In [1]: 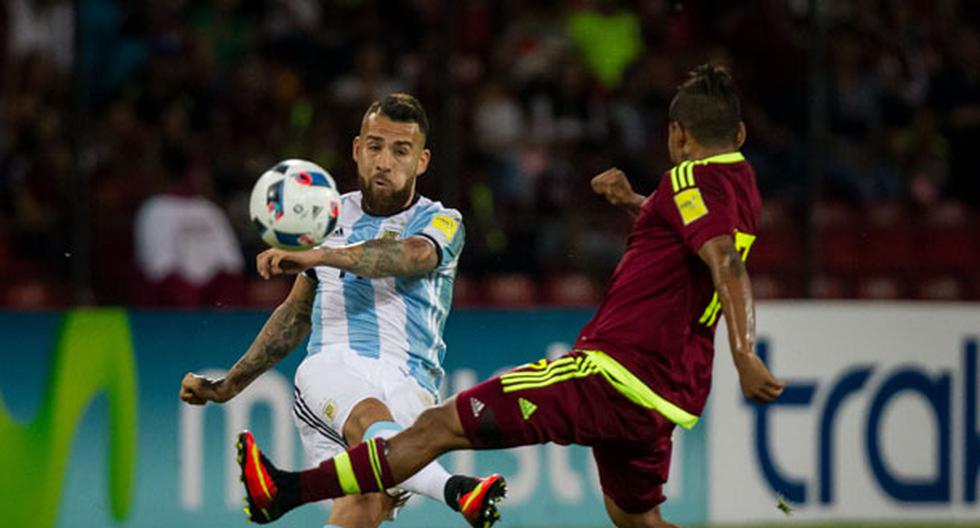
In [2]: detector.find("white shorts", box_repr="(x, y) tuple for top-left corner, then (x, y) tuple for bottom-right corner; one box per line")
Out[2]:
(292, 351), (438, 465)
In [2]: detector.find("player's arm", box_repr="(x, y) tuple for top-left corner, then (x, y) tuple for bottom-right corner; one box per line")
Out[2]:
(591, 167), (646, 218)
(698, 235), (784, 403)
(256, 237), (438, 279)
(179, 274), (315, 404)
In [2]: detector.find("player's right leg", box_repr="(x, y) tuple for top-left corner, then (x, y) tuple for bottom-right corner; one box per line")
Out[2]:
(601, 496), (679, 528)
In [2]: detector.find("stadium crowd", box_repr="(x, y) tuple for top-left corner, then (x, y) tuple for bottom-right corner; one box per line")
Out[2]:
(1, 0), (978, 308)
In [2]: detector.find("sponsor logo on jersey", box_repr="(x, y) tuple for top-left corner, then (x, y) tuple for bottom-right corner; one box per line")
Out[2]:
(431, 215), (459, 240)
(519, 398), (538, 420)
(674, 188), (709, 225)
(470, 397), (486, 418)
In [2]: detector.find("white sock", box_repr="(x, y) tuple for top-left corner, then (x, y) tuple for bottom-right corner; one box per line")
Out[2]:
(363, 420), (452, 504)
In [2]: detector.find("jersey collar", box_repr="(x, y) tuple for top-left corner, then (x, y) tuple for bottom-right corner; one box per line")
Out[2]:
(694, 151), (744, 165)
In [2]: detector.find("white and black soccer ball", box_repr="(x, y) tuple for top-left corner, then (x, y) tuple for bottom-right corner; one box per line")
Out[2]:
(249, 159), (342, 250)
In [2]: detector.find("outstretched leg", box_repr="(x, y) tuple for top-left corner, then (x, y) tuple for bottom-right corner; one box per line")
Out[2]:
(239, 398), (505, 526)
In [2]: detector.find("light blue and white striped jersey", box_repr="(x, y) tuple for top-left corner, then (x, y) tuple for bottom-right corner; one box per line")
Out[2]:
(305, 191), (464, 395)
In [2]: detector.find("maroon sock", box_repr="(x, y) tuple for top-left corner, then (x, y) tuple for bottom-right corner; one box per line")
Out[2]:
(298, 438), (395, 503)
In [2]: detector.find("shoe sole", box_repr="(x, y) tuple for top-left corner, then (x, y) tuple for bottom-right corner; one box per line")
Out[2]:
(463, 475), (507, 528)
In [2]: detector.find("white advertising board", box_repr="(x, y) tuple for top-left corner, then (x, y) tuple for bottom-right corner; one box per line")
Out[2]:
(710, 303), (980, 523)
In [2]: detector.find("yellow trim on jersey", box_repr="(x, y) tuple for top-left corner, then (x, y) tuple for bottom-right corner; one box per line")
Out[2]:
(500, 357), (578, 384)
(699, 293), (723, 326)
(366, 439), (385, 491)
(500, 356), (600, 392)
(668, 151), (745, 194)
(499, 350), (700, 430)
(582, 350), (700, 429)
(698, 151), (745, 164)
(670, 161), (696, 192)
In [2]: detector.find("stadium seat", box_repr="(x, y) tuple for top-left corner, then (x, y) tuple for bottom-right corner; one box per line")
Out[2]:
(750, 202), (802, 274)
(452, 275), (480, 307)
(855, 274), (905, 300)
(858, 202), (914, 273)
(246, 276), (292, 309)
(810, 274), (853, 299)
(912, 275), (965, 301)
(752, 273), (805, 299)
(542, 273), (602, 306)
(482, 274), (538, 306)
(815, 202), (862, 274)
(3, 278), (58, 310)
(917, 202), (978, 274)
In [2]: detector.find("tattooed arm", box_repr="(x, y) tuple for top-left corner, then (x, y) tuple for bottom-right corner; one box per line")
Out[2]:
(179, 274), (315, 405)
(256, 236), (439, 279)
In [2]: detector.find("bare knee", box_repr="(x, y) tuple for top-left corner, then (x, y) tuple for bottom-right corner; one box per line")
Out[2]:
(344, 397), (394, 444)
(328, 493), (392, 528)
(604, 496), (678, 528)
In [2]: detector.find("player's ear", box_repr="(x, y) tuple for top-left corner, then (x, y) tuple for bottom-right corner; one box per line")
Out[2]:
(735, 122), (746, 150)
(416, 148), (431, 176)
(352, 136), (360, 161)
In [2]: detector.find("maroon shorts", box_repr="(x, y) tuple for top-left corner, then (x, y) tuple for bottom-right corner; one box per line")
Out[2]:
(454, 350), (676, 513)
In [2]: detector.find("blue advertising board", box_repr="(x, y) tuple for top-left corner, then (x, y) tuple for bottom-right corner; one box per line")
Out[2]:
(0, 309), (707, 528)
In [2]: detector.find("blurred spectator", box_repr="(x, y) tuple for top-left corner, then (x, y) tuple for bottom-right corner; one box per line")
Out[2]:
(8, 0), (73, 71)
(1, 0), (979, 306)
(566, 0), (644, 89)
(133, 148), (244, 308)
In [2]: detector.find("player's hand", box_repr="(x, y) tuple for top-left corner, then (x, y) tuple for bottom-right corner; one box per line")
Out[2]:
(256, 248), (322, 279)
(591, 168), (640, 207)
(734, 353), (785, 403)
(179, 372), (235, 405)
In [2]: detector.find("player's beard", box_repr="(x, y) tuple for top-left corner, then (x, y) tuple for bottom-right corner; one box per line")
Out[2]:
(360, 177), (415, 216)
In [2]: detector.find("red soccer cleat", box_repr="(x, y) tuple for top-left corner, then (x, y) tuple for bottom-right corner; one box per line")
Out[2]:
(457, 473), (507, 528)
(237, 431), (296, 524)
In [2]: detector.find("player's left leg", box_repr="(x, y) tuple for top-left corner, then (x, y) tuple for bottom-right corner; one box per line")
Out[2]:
(591, 409), (679, 528)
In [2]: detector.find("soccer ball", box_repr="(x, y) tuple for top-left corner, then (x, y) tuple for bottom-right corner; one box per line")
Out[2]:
(249, 159), (342, 250)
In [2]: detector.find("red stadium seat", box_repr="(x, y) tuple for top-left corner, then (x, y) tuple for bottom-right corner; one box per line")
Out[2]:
(245, 276), (292, 309)
(751, 202), (803, 274)
(811, 274), (853, 299)
(452, 275), (480, 307)
(815, 202), (862, 274)
(916, 202), (978, 274)
(483, 274), (538, 307)
(858, 202), (914, 273)
(751, 273), (805, 299)
(912, 275), (965, 301)
(542, 273), (602, 306)
(855, 274), (905, 300)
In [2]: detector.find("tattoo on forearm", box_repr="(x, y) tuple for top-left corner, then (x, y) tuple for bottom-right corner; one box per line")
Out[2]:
(724, 246), (747, 278)
(351, 239), (406, 276)
(230, 300), (311, 390)
(342, 238), (434, 278)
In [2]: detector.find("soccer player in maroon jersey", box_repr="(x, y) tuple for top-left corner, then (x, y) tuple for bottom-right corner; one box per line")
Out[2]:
(235, 64), (785, 528)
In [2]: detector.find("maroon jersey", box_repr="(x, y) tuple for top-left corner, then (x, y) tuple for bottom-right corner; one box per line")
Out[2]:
(575, 152), (761, 420)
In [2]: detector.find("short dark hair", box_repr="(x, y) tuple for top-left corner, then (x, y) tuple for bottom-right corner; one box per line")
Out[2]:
(668, 64), (742, 147)
(364, 93), (430, 138)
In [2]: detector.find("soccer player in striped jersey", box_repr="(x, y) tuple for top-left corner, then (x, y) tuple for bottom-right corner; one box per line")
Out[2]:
(234, 65), (784, 527)
(179, 94), (503, 528)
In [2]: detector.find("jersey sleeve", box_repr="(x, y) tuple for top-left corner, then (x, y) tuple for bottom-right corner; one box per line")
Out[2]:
(656, 162), (737, 254)
(403, 203), (465, 268)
